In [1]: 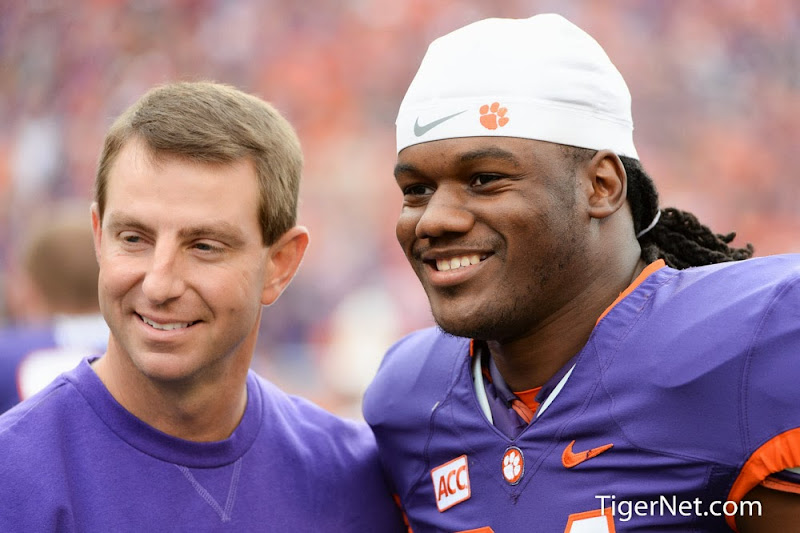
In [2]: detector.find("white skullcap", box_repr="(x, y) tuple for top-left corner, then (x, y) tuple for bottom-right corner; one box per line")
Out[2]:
(396, 14), (638, 159)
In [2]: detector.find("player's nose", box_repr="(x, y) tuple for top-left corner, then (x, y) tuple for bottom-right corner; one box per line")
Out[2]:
(415, 188), (474, 239)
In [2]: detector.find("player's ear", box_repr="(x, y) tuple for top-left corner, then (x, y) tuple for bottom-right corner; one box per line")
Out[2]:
(90, 203), (102, 264)
(584, 150), (627, 220)
(261, 226), (309, 306)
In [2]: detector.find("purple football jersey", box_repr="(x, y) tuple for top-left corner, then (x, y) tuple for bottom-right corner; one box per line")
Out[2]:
(364, 255), (800, 532)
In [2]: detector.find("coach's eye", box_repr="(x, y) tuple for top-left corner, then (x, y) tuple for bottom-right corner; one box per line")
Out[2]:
(192, 241), (224, 255)
(120, 232), (142, 244)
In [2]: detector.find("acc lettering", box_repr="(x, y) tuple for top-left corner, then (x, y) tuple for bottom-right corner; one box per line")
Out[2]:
(446, 465), (468, 494)
(438, 477), (448, 500)
(431, 455), (471, 512)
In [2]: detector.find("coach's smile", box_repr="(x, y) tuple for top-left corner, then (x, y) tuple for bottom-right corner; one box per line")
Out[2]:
(137, 313), (200, 332)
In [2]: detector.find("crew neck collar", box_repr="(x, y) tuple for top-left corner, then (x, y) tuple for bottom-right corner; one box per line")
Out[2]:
(68, 358), (263, 468)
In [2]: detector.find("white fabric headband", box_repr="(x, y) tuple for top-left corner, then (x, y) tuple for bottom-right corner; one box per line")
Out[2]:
(396, 14), (638, 160)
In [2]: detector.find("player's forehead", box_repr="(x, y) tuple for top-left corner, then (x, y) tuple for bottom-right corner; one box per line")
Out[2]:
(394, 136), (562, 177)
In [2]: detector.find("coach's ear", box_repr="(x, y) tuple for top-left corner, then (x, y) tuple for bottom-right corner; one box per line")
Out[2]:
(584, 150), (627, 220)
(261, 226), (309, 306)
(90, 203), (102, 264)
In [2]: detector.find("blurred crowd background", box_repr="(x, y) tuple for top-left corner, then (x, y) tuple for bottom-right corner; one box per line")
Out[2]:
(1, 0), (798, 418)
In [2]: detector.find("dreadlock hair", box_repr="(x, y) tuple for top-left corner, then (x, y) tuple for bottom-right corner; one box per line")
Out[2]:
(562, 146), (754, 269)
(621, 156), (754, 269)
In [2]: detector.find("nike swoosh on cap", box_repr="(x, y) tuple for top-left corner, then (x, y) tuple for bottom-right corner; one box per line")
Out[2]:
(413, 110), (466, 137)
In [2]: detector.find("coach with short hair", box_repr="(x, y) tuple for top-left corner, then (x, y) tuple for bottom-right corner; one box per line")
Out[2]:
(0, 81), (406, 532)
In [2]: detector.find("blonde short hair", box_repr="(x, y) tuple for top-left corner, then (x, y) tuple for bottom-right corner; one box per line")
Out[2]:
(95, 81), (302, 245)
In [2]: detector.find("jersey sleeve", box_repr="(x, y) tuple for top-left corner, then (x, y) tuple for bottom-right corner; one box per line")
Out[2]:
(727, 275), (800, 510)
(761, 468), (800, 495)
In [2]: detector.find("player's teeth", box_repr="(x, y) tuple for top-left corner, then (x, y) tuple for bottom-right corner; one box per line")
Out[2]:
(436, 255), (484, 271)
(142, 316), (191, 331)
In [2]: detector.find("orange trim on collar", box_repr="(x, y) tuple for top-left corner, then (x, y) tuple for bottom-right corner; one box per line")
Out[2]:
(513, 386), (542, 413)
(595, 259), (666, 325)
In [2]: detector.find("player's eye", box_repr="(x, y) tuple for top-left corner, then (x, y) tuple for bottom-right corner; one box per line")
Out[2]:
(402, 184), (435, 196)
(471, 173), (503, 187)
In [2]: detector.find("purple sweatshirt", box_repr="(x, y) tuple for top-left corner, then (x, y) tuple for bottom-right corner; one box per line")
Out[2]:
(0, 359), (405, 532)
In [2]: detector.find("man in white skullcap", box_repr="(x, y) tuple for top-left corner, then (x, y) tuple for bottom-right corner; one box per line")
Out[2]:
(364, 13), (800, 532)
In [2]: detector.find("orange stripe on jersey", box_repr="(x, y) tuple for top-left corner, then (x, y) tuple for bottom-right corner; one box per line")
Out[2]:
(726, 427), (800, 530)
(761, 475), (800, 495)
(596, 259), (666, 325)
(392, 493), (414, 533)
(456, 528), (494, 533)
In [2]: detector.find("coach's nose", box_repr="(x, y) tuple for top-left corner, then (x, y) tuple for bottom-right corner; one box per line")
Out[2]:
(141, 241), (187, 304)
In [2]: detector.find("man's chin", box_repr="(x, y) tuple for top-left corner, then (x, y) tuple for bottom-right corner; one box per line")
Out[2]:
(432, 308), (520, 343)
(132, 352), (202, 384)
(433, 315), (488, 341)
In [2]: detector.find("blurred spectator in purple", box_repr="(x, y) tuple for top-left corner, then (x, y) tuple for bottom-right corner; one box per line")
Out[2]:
(0, 202), (107, 413)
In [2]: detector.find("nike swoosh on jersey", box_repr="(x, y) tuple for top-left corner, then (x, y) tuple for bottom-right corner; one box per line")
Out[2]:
(413, 110), (467, 136)
(561, 440), (614, 468)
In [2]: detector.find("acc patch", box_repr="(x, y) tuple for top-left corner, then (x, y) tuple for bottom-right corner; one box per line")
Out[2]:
(431, 455), (471, 511)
